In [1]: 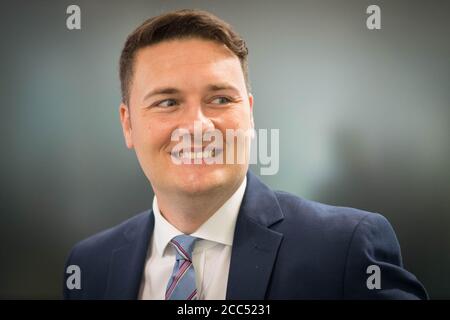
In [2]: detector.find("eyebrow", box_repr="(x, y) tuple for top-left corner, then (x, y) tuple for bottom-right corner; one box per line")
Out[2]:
(143, 83), (240, 101)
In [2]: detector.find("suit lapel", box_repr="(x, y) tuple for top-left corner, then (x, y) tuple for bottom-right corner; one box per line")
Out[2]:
(104, 211), (154, 299)
(226, 171), (284, 299)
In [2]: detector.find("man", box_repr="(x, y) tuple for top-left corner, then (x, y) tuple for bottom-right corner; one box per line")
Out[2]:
(63, 9), (427, 299)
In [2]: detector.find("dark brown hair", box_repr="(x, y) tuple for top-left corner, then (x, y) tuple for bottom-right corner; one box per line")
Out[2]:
(119, 9), (250, 105)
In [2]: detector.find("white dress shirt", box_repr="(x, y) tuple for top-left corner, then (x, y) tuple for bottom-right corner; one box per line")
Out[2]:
(138, 177), (247, 300)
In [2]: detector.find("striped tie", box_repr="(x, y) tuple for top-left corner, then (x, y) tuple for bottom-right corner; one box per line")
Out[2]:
(165, 234), (198, 300)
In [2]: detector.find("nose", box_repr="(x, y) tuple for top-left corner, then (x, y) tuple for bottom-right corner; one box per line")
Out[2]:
(177, 103), (215, 140)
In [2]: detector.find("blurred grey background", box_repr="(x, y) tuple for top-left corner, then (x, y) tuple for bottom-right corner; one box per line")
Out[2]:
(0, 0), (449, 298)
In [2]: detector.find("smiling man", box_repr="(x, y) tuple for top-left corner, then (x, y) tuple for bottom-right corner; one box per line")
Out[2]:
(121, 36), (253, 236)
(63, 9), (427, 300)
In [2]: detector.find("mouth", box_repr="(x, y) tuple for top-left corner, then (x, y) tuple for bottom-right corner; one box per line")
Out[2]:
(170, 147), (223, 161)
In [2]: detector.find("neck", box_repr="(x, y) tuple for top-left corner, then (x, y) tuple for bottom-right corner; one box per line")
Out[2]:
(155, 177), (244, 234)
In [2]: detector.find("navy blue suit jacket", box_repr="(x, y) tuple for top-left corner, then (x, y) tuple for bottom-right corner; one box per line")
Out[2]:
(63, 171), (427, 299)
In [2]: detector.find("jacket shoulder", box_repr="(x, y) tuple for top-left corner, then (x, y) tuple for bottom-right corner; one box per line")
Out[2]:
(74, 210), (150, 251)
(67, 210), (151, 264)
(270, 190), (427, 299)
(273, 189), (380, 231)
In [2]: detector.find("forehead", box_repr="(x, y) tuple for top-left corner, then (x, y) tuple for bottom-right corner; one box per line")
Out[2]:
(132, 38), (245, 90)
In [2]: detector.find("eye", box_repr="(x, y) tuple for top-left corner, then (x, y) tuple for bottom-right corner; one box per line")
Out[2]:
(155, 99), (178, 108)
(211, 96), (232, 105)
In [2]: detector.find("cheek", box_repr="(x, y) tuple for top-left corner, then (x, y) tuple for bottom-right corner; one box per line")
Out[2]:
(222, 109), (252, 130)
(132, 117), (171, 150)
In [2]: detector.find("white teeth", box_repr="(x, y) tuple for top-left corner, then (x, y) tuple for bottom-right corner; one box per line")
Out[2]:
(176, 149), (216, 160)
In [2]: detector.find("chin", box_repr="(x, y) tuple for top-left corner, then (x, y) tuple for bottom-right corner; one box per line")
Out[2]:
(174, 167), (231, 195)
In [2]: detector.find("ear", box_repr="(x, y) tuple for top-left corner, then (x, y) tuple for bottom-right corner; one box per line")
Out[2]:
(248, 93), (255, 130)
(119, 103), (134, 149)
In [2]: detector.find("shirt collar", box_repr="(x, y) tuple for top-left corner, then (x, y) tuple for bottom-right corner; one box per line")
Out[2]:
(152, 176), (247, 257)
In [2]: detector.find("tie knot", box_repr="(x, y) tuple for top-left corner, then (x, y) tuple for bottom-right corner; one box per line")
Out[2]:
(170, 234), (197, 261)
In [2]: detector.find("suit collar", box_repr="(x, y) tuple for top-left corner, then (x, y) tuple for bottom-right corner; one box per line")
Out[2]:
(238, 171), (284, 227)
(226, 170), (284, 299)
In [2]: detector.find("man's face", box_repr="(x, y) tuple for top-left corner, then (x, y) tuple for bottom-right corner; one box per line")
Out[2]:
(120, 38), (254, 197)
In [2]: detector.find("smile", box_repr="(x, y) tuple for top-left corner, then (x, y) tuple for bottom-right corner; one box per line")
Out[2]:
(171, 148), (223, 161)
